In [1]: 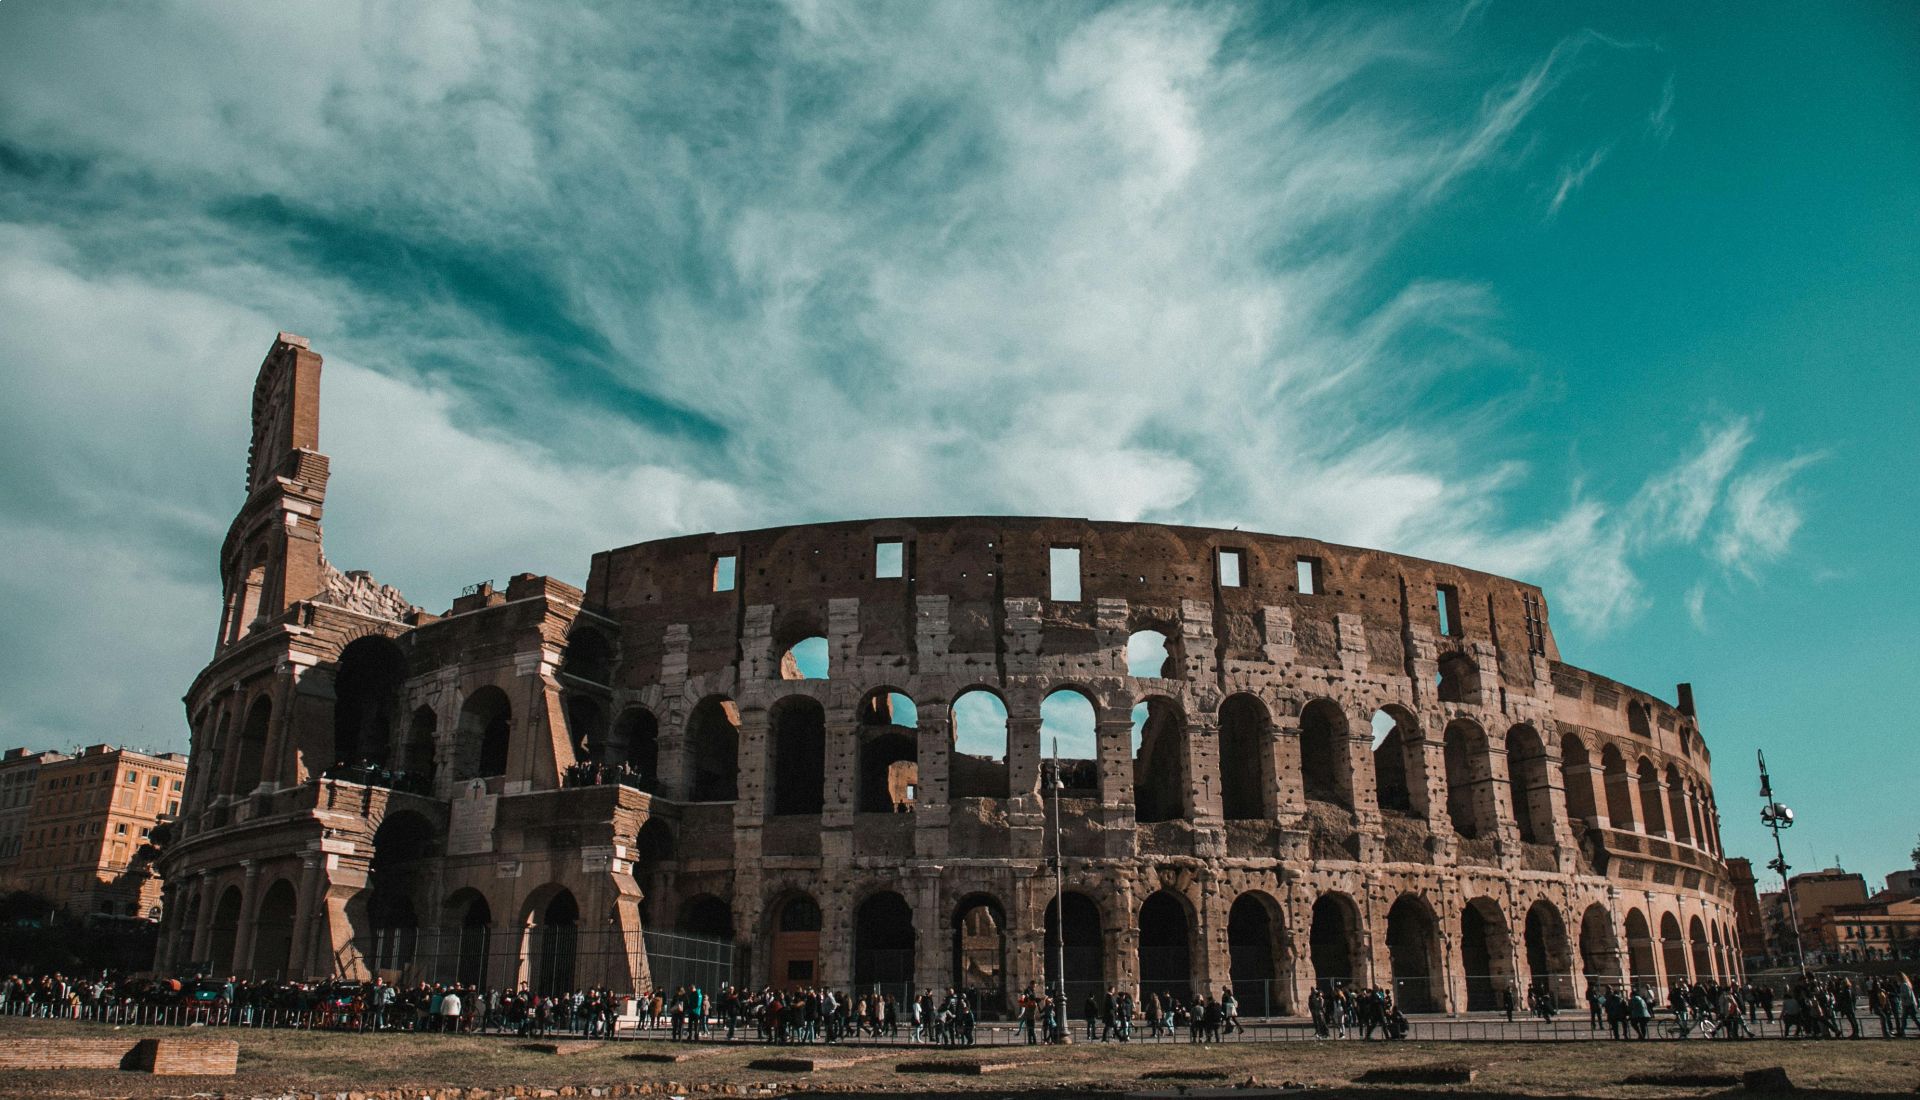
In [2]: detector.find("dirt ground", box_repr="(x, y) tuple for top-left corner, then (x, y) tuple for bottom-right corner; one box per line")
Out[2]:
(3, 1017), (1917, 1099)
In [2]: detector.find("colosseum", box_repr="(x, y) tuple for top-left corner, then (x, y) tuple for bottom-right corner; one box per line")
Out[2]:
(155, 334), (1742, 1014)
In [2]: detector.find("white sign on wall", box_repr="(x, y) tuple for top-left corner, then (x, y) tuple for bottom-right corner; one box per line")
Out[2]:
(447, 779), (498, 855)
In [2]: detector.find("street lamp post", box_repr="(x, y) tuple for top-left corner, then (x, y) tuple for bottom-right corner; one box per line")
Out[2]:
(1757, 750), (1807, 975)
(1049, 737), (1072, 1043)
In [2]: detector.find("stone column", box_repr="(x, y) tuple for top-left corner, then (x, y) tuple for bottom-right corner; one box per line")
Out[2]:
(1185, 714), (1223, 825)
(229, 861), (263, 977)
(914, 702), (951, 859)
(190, 870), (217, 965)
(286, 851), (326, 979)
(1272, 719), (1305, 823)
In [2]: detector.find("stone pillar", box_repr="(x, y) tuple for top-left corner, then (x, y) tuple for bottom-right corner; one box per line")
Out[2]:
(1186, 714), (1223, 825)
(821, 712), (857, 862)
(286, 852), (326, 979)
(229, 861), (263, 977)
(1096, 717), (1137, 858)
(910, 873), (944, 997)
(1272, 719), (1305, 823)
(914, 702), (951, 859)
(190, 871), (217, 965)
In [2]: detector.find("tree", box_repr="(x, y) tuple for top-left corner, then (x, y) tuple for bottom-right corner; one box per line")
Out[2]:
(1911, 832), (1919, 869)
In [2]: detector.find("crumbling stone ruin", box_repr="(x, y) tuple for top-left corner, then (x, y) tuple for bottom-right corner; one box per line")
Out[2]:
(156, 335), (1740, 1014)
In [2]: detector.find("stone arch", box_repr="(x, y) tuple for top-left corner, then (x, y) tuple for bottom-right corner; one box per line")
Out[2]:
(1132, 695), (1188, 823)
(1658, 912), (1687, 984)
(1460, 897), (1515, 1010)
(768, 695), (827, 815)
(1505, 725), (1552, 843)
(1370, 706), (1421, 816)
(1043, 891), (1104, 999)
(524, 885), (580, 994)
(1308, 891), (1365, 992)
(1436, 650), (1479, 705)
(853, 890), (915, 993)
(608, 707), (659, 785)
(951, 893), (1008, 1006)
(1443, 719), (1495, 839)
(686, 695), (740, 802)
(400, 705), (437, 783)
(1228, 890), (1289, 1016)
(1627, 700), (1651, 738)
(331, 635), (408, 771)
(1624, 909), (1656, 987)
(209, 884), (243, 973)
(779, 635), (828, 680)
(1040, 687), (1101, 796)
(560, 627), (614, 686)
(767, 891), (822, 989)
(453, 686), (512, 782)
(1126, 627), (1178, 678)
(1578, 903), (1618, 992)
(856, 688), (918, 813)
(231, 696), (273, 795)
(1385, 893), (1443, 1011)
(1559, 733), (1597, 824)
(1600, 744), (1635, 830)
(1664, 764), (1692, 844)
(1299, 699), (1353, 810)
(564, 694), (608, 765)
(1218, 694), (1270, 820)
(950, 686), (1011, 799)
(368, 810), (437, 975)
(1523, 900), (1573, 1002)
(250, 878), (298, 979)
(1138, 889), (1197, 1000)
(678, 894), (734, 939)
(444, 888), (493, 987)
(1637, 759), (1667, 836)
(1689, 915), (1713, 981)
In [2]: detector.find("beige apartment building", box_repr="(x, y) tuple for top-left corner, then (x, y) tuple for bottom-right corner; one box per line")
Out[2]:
(5, 745), (188, 920)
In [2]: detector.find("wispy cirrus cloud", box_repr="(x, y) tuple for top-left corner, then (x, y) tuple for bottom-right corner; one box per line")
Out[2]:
(0, 1), (1810, 750)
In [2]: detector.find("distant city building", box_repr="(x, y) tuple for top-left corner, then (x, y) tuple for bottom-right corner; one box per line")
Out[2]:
(1816, 891), (1920, 958)
(4, 745), (187, 921)
(1724, 856), (1768, 962)
(1886, 869), (1920, 898)
(0, 748), (67, 886)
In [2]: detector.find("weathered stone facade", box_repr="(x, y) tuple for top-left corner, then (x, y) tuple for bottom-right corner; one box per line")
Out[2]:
(157, 335), (1741, 1013)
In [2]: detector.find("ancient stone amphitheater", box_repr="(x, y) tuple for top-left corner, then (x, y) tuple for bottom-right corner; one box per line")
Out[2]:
(157, 335), (1741, 1014)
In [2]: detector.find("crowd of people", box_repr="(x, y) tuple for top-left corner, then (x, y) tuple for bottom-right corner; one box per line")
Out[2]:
(4, 969), (1918, 1042)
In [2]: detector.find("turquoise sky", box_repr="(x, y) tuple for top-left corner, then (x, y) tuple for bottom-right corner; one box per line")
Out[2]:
(0, 2), (1913, 886)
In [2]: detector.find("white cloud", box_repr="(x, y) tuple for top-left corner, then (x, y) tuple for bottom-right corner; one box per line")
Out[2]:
(1713, 455), (1818, 578)
(1548, 145), (1611, 218)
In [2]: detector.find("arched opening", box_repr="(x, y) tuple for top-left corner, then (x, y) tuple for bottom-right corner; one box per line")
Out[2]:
(1559, 734), (1596, 824)
(1137, 891), (1194, 1001)
(1689, 916), (1713, 982)
(446, 889), (492, 987)
(769, 696), (826, 815)
(531, 888), (580, 994)
(1219, 694), (1270, 820)
(1126, 628), (1176, 677)
(1040, 688), (1100, 796)
(1505, 725), (1551, 843)
(565, 695), (608, 764)
(1578, 904), (1617, 991)
(780, 636), (828, 680)
(560, 628), (613, 686)
(1043, 891), (1103, 1001)
(1627, 701), (1651, 738)
(1637, 760), (1667, 836)
(635, 818), (674, 878)
(1436, 651), (1478, 704)
(857, 689), (918, 813)
(1658, 912), (1687, 984)
(1601, 745), (1635, 829)
(1524, 901), (1572, 1003)
(1687, 787), (1708, 850)
(853, 891), (915, 993)
(607, 707), (659, 785)
(1461, 898), (1514, 1010)
(687, 696), (739, 801)
(1131, 696), (1188, 823)
(1299, 699), (1353, 810)
(454, 687), (512, 782)
(369, 811), (436, 976)
(250, 879), (298, 979)
(1371, 708), (1417, 815)
(1228, 892), (1286, 1016)
(1665, 765), (1693, 844)
(1444, 720), (1493, 839)
(952, 895), (1007, 1007)
(331, 635), (408, 771)
(679, 894), (733, 939)
(769, 894), (822, 989)
(401, 706), (437, 783)
(233, 698), (271, 795)
(1624, 909), (1657, 988)
(950, 688), (1010, 799)
(1385, 894), (1441, 1012)
(208, 886), (243, 972)
(1309, 893), (1364, 993)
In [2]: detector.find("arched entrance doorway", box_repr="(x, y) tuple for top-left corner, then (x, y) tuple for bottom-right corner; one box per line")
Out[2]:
(530, 889), (579, 994)
(1578, 903), (1618, 993)
(1309, 893), (1364, 993)
(1524, 901), (1572, 1004)
(1228, 892), (1286, 1016)
(1461, 898), (1514, 1010)
(853, 892), (915, 994)
(1137, 891), (1193, 1001)
(1625, 910), (1657, 988)
(1043, 892), (1103, 1003)
(446, 890), (492, 987)
(952, 895), (1007, 1011)
(769, 894), (822, 989)
(251, 880), (298, 979)
(1386, 895), (1441, 1012)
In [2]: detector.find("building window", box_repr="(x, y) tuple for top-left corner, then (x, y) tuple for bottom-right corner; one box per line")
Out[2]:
(711, 553), (737, 593)
(115, 823), (127, 835)
(1295, 557), (1322, 595)
(125, 771), (137, 785)
(149, 775), (161, 788)
(1521, 591), (1546, 655)
(1049, 546), (1082, 602)
(1217, 548), (1245, 588)
(171, 779), (183, 791)
(874, 539), (904, 579)
(1436, 585), (1463, 638)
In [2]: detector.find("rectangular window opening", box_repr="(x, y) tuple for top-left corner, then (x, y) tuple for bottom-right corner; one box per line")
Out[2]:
(1436, 584), (1463, 637)
(711, 553), (737, 593)
(1049, 546), (1082, 602)
(1218, 548), (1244, 588)
(874, 539), (904, 579)
(1295, 557), (1321, 595)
